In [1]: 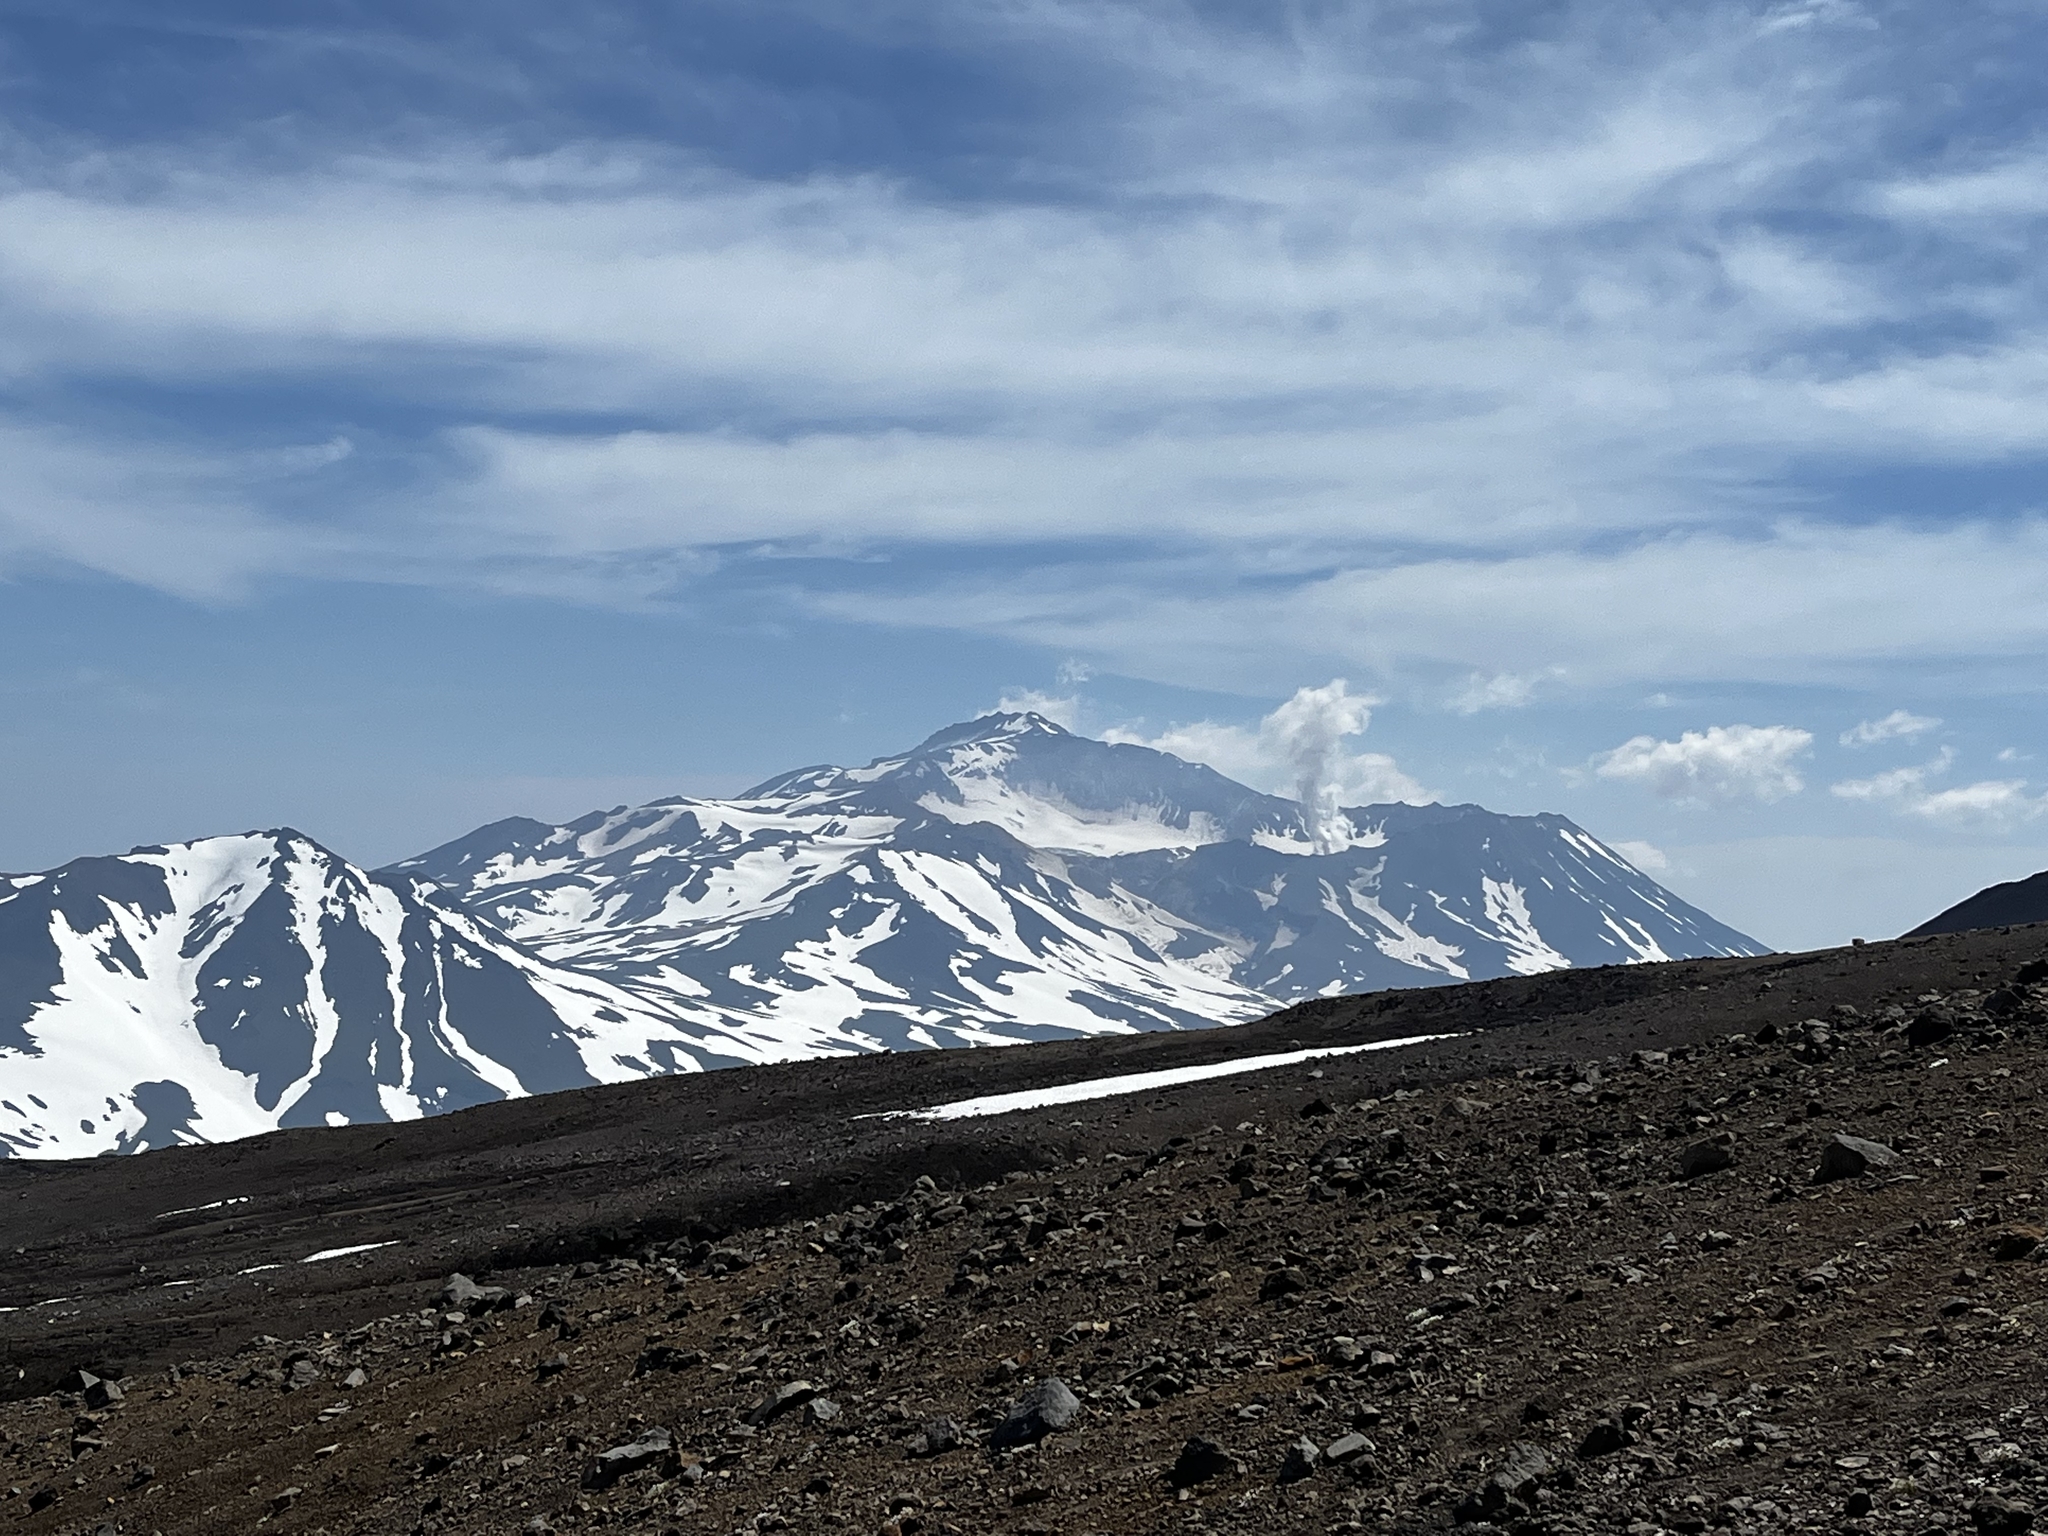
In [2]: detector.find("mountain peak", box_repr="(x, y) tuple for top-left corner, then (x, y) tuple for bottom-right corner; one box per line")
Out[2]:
(913, 711), (1072, 751)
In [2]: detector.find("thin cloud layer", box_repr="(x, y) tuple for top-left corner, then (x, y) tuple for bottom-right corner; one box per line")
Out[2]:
(0, 1), (2036, 702)
(1841, 710), (1941, 748)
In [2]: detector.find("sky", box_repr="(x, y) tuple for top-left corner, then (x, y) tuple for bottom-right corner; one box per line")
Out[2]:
(0, 0), (2042, 952)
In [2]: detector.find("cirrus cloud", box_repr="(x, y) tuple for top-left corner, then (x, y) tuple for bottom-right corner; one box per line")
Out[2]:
(1841, 710), (1941, 748)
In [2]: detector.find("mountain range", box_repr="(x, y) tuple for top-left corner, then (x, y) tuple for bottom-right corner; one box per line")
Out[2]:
(0, 712), (1764, 1157)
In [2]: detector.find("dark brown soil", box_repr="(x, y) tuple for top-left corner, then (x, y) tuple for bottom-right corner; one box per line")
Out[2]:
(4, 923), (2047, 1536)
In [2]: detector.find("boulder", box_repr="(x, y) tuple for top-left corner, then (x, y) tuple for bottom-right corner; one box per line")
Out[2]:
(582, 1427), (673, 1488)
(1169, 1436), (1241, 1487)
(1973, 1495), (2036, 1536)
(1814, 1133), (1900, 1183)
(1455, 1442), (1554, 1524)
(990, 1378), (1081, 1449)
(745, 1380), (818, 1427)
(1278, 1435), (1321, 1483)
(441, 1272), (504, 1311)
(1678, 1137), (1736, 1179)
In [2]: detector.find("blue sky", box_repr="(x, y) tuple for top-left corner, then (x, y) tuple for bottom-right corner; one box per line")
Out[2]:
(0, 0), (2042, 950)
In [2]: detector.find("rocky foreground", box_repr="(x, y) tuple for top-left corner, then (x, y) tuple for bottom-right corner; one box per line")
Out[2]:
(5, 927), (2048, 1536)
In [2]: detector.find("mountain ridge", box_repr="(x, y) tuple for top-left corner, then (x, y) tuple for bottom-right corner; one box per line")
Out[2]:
(0, 711), (1764, 1157)
(1906, 867), (2048, 937)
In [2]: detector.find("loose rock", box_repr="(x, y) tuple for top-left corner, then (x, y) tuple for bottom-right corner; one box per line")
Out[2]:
(1814, 1132), (1901, 1183)
(990, 1377), (1081, 1449)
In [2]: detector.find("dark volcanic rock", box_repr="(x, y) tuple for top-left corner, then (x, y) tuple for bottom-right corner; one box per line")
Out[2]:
(582, 1426), (672, 1488)
(744, 1380), (817, 1427)
(1814, 1132), (1901, 1182)
(908, 1415), (963, 1457)
(1973, 1494), (2036, 1536)
(1170, 1436), (1241, 1487)
(1678, 1134), (1736, 1178)
(990, 1377), (1080, 1449)
(1278, 1435), (1321, 1482)
(1456, 1442), (1554, 1524)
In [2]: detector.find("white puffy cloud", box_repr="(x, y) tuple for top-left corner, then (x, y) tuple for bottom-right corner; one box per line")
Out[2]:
(1916, 782), (2046, 824)
(1107, 681), (1433, 844)
(1832, 748), (2045, 826)
(1611, 839), (1671, 873)
(1594, 725), (1814, 806)
(1840, 710), (1941, 748)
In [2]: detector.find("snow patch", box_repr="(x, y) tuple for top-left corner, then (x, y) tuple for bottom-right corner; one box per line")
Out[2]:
(864, 1034), (1463, 1121)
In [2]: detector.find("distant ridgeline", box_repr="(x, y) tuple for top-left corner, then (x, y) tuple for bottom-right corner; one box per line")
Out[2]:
(0, 713), (1765, 1156)
(1907, 869), (2048, 938)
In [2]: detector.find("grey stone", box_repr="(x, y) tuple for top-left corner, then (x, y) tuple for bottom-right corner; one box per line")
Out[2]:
(909, 1415), (964, 1457)
(582, 1426), (673, 1488)
(1278, 1435), (1321, 1482)
(1456, 1442), (1554, 1524)
(990, 1377), (1082, 1449)
(442, 1272), (513, 1313)
(342, 1367), (369, 1389)
(1814, 1132), (1900, 1183)
(745, 1380), (818, 1427)
(1325, 1432), (1372, 1464)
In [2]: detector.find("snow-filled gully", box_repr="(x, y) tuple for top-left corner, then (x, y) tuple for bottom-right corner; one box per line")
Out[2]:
(861, 1032), (1463, 1122)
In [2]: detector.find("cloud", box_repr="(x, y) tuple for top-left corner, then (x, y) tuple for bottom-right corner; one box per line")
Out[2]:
(1107, 681), (1433, 836)
(1840, 709), (1941, 747)
(1450, 672), (1543, 715)
(1611, 839), (1671, 873)
(820, 518), (2048, 699)
(1594, 724), (1814, 805)
(0, 1), (2035, 717)
(1832, 748), (2045, 826)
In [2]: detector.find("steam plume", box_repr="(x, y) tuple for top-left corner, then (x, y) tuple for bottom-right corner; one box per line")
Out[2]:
(1263, 680), (1373, 852)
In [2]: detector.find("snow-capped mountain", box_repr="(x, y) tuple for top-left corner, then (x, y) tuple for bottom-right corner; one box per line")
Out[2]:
(0, 832), (784, 1158)
(0, 713), (1765, 1158)
(396, 711), (1762, 1043)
